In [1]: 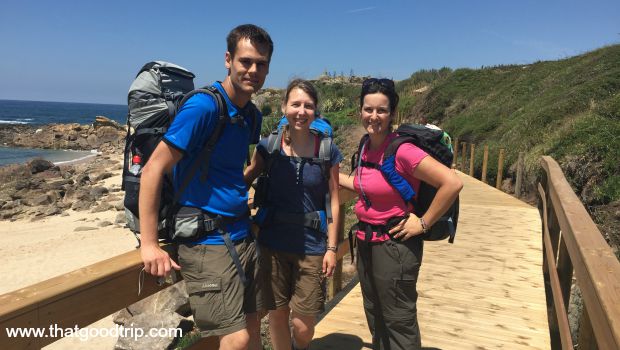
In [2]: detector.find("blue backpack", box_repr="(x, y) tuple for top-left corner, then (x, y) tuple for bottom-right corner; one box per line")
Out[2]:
(252, 116), (334, 233)
(351, 123), (459, 243)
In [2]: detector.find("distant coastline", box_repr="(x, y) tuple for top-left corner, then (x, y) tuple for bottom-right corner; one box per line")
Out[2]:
(0, 99), (125, 166)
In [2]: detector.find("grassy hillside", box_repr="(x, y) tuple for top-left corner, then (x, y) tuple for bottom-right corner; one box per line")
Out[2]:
(397, 44), (620, 205)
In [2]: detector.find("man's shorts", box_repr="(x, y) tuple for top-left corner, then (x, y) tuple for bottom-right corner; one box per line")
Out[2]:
(178, 236), (261, 337)
(259, 245), (326, 316)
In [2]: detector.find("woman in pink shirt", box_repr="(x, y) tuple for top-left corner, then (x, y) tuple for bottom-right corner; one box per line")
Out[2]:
(339, 78), (462, 350)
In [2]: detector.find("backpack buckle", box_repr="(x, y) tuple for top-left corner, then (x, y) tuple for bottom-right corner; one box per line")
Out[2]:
(202, 215), (220, 232)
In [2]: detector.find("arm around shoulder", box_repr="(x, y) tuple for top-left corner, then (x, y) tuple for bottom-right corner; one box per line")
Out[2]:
(244, 147), (265, 188)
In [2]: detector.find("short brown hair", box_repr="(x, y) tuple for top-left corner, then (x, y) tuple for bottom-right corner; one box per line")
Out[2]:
(227, 24), (274, 61)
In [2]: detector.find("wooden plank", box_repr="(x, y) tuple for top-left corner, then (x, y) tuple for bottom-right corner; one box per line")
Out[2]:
(542, 157), (620, 349)
(315, 172), (551, 349)
(0, 248), (173, 349)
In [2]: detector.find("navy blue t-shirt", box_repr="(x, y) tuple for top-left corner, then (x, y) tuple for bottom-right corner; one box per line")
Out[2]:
(256, 137), (343, 255)
(163, 81), (261, 244)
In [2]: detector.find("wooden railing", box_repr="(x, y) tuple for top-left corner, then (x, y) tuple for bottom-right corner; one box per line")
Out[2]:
(0, 187), (358, 350)
(538, 156), (620, 350)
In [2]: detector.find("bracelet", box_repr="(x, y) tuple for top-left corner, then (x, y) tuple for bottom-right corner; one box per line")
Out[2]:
(419, 217), (429, 234)
(326, 246), (338, 253)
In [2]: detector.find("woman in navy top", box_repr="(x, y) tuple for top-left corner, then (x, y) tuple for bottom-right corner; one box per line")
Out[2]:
(245, 79), (342, 350)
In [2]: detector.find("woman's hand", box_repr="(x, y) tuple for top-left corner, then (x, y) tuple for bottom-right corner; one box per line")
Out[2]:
(388, 214), (425, 241)
(323, 250), (337, 277)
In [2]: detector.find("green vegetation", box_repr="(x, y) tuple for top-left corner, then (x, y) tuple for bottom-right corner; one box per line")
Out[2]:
(256, 44), (620, 204)
(397, 44), (620, 204)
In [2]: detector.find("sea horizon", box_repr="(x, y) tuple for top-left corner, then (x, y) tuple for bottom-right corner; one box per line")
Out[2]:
(0, 99), (126, 126)
(0, 99), (125, 165)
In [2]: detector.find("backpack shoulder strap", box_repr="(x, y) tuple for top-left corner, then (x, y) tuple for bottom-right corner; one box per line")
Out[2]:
(247, 103), (260, 144)
(317, 135), (334, 219)
(350, 134), (369, 174)
(262, 129), (283, 175)
(172, 87), (229, 203)
(380, 135), (419, 212)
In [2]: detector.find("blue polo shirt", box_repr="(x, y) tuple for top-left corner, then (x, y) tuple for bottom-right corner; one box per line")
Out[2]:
(163, 82), (261, 244)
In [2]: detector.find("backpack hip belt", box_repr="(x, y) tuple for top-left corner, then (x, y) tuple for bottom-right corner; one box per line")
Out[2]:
(347, 215), (410, 263)
(271, 210), (326, 232)
(175, 208), (252, 288)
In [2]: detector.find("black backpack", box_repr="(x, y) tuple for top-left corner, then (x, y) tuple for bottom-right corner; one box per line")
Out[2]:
(351, 123), (459, 243)
(122, 61), (257, 242)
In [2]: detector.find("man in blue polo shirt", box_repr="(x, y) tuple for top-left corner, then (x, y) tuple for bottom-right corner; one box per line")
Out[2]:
(139, 24), (273, 350)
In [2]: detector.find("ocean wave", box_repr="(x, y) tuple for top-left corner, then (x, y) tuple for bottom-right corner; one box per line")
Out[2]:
(0, 119), (30, 125)
(53, 153), (98, 165)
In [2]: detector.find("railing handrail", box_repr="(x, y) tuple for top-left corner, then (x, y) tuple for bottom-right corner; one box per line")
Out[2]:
(539, 156), (620, 349)
(0, 186), (358, 349)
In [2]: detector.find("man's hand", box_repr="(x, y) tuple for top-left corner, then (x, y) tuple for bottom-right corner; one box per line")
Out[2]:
(140, 243), (181, 277)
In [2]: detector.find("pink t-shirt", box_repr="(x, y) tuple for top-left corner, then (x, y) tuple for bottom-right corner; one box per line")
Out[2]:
(353, 133), (428, 242)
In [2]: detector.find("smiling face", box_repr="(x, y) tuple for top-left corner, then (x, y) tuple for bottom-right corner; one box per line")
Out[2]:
(283, 87), (317, 131)
(361, 92), (392, 136)
(225, 38), (270, 99)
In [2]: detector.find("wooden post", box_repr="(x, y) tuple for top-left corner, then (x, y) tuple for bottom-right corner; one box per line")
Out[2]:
(453, 136), (459, 169)
(515, 152), (524, 198)
(577, 304), (597, 350)
(481, 145), (489, 183)
(469, 143), (475, 177)
(496, 148), (505, 190)
(460, 142), (467, 171)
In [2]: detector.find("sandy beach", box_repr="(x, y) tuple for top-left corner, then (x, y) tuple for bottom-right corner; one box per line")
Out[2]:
(2, 158), (138, 349)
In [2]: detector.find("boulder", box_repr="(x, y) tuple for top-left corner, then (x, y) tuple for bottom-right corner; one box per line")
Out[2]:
(113, 281), (189, 323)
(28, 159), (55, 174)
(74, 226), (98, 232)
(114, 312), (192, 350)
(115, 212), (126, 224)
(44, 179), (74, 191)
(22, 193), (52, 207)
(90, 186), (109, 200)
(71, 200), (93, 211)
(75, 174), (91, 186)
(98, 220), (113, 227)
(113, 282), (191, 350)
(86, 134), (98, 147)
(92, 172), (113, 183)
(93, 116), (123, 130)
(91, 202), (113, 213)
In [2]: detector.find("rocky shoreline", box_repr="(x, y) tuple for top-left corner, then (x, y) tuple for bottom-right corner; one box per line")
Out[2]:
(0, 117), (127, 222)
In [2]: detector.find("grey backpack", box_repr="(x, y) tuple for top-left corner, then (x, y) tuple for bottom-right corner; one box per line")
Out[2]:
(122, 61), (230, 242)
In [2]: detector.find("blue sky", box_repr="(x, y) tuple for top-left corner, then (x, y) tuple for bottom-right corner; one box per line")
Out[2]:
(1, 0), (618, 105)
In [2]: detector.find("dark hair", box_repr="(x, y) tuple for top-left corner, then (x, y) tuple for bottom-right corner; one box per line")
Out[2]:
(359, 78), (399, 114)
(282, 79), (319, 144)
(227, 24), (274, 61)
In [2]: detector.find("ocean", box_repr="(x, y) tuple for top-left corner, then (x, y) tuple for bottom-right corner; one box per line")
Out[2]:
(0, 99), (126, 166)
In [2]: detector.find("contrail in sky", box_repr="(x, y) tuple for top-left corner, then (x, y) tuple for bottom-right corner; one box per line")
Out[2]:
(347, 6), (377, 13)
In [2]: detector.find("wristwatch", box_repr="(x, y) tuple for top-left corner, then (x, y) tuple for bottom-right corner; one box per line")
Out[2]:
(326, 246), (338, 253)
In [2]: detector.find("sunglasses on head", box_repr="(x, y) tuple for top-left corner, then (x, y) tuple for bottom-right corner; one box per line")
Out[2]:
(362, 78), (395, 91)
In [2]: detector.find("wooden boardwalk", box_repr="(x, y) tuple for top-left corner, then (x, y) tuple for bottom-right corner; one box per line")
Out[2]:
(311, 172), (551, 350)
